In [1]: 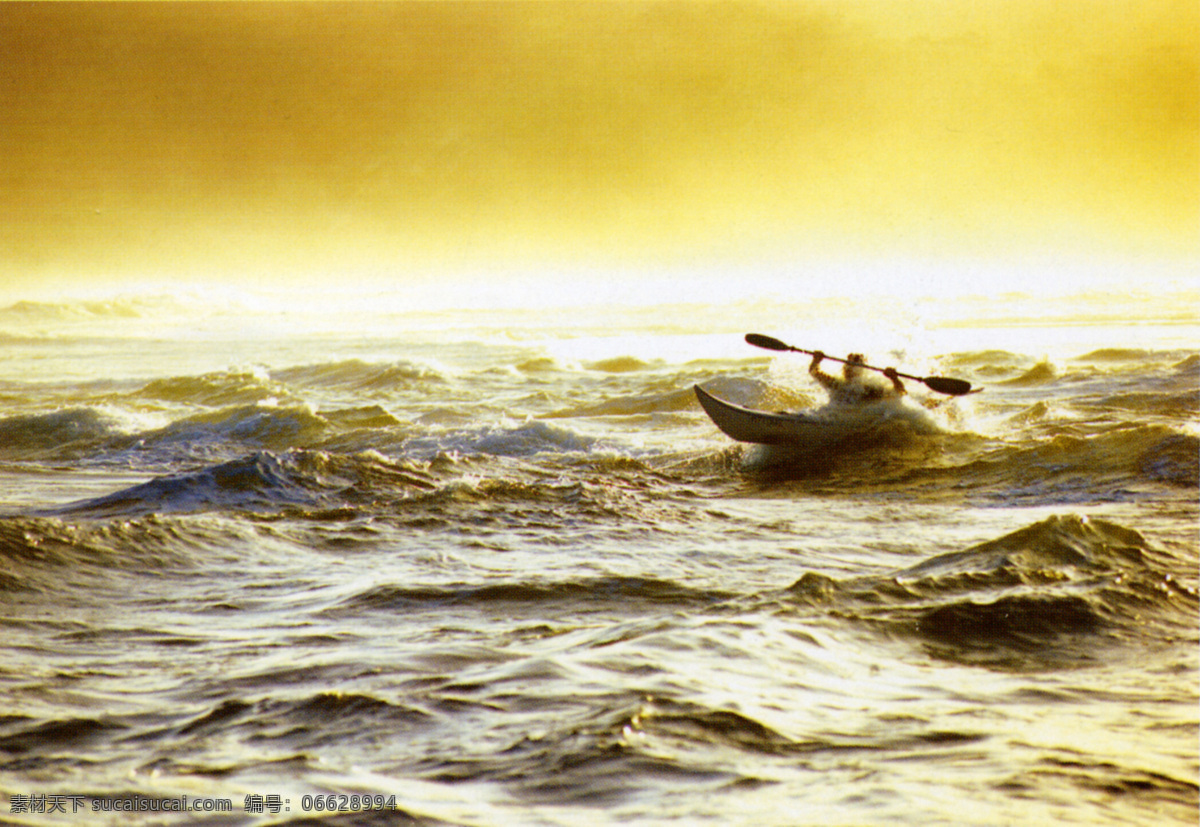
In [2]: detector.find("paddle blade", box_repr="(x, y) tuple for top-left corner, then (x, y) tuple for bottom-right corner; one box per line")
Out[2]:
(922, 376), (976, 396)
(745, 333), (793, 352)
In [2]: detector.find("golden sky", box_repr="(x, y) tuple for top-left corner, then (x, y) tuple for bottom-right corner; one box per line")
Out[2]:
(2, 1), (1196, 293)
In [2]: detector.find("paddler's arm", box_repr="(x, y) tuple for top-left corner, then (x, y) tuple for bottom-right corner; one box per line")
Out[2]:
(883, 367), (906, 395)
(809, 351), (840, 391)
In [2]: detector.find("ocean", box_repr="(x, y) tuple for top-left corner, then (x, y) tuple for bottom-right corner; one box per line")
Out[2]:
(0, 286), (1196, 826)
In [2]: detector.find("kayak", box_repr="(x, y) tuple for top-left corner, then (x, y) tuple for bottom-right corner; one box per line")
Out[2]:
(694, 384), (944, 448)
(693, 384), (870, 447)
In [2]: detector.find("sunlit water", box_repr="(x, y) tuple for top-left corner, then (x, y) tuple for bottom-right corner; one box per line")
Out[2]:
(0, 288), (1196, 826)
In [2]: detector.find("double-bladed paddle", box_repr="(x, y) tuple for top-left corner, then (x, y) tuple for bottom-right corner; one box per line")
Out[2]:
(744, 333), (977, 396)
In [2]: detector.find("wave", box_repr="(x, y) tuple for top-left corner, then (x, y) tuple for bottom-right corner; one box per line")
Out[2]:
(1091, 390), (1199, 418)
(998, 360), (1057, 386)
(469, 419), (601, 457)
(45, 450), (435, 519)
(0, 295), (208, 323)
(899, 514), (1148, 581)
(1175, 353), (1200, 372)
(586, 356), (654, 373)
(900, 515), (1198, 660)
(324, 575), (733, 617)
(0, 331), (95, 346)
(412, 688), (992, 808)
(544, 388), (698, 418)
(0, 715), (126, 755)
(0, 407), (124, 455)
(412, 694), (763, 802)
(321, 405), (404, 430)
(917, 594), (1102, 648)
(814, 416), (1199, 503)
(403, 419), (604, 460)
(543, 369), (819, 421)
(171, 692), (434, 752)
(1074, 348), (1157, 362)
(134, 360), (446, 408)
(1136, 432), (1200, 484)
(0, 514), (244, 594)
(695, 375), (817, 413)
(136, 371), (285, 408)
(143, 403), (330, 453)
(785, 515), (1199, 667)
(368, 467), (694, 542)
(55, 452), (331, 517)
(0, 399), (644, 469)
(949, 424), (1199, 496)
(945, 349), (1031, 367)
(0, 400), (409, 463)
(0, 299), (143, 321)
(273, 359), (448, 391)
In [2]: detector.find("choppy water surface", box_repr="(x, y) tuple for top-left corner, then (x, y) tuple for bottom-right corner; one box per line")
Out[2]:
(0, 292), (1196, 825)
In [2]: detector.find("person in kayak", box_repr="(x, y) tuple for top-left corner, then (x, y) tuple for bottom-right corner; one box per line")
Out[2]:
(809, 351), (906, 404)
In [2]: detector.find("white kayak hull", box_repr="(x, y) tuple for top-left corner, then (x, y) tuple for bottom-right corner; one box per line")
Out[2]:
(693, 384), (865, 446)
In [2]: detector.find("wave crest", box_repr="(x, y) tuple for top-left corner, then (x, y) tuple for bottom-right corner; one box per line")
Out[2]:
(785, 515), (1197, 667)
(274, 359), (447, 391)
(0, 408), (122, 455)
(47, 450), (434, 518)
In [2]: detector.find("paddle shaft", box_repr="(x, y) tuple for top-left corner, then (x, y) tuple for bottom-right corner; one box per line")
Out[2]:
(744, 333), (976, 396)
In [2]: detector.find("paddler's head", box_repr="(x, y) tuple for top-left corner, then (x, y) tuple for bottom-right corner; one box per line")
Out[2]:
(844, 353), (866, 380)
